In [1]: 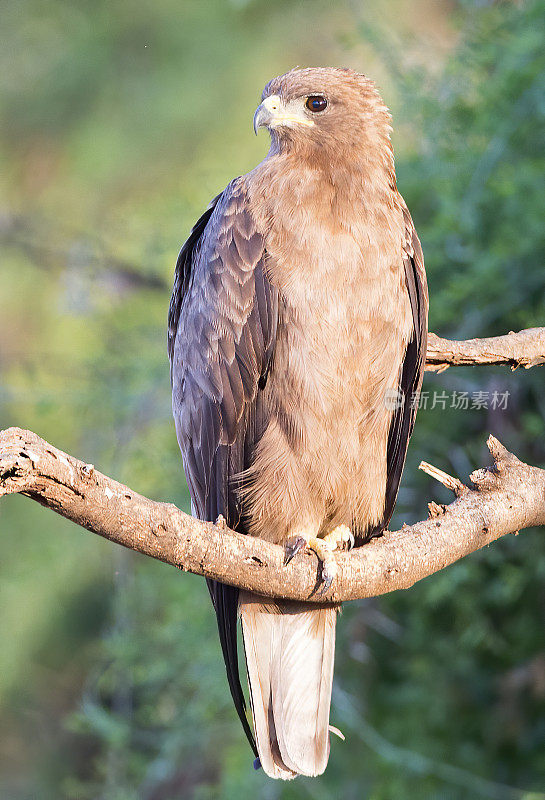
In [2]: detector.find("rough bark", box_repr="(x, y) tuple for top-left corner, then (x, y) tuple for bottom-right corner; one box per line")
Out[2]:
(426, 327), (545, 372)
(2, 427), (544, 603)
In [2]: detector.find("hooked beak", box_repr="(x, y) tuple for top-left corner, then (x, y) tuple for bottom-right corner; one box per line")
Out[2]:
(253, 94), (314, 135)
(253, 95), (281, 134)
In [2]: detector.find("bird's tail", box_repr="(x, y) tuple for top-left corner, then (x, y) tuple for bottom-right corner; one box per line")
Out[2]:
(239, 591), (338, 780)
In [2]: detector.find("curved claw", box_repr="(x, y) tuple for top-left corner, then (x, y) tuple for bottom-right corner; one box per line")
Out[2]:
(284, 536), (307, 566)
(317, 559), (337, 596)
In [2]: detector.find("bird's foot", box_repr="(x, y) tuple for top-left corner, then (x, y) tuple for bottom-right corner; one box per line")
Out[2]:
(314, 526), (354, 593)
(284, 525), (354, 594)
(322, 524), (355, 552)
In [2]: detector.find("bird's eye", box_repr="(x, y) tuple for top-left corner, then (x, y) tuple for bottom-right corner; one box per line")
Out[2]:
(305, 95), (327, 113)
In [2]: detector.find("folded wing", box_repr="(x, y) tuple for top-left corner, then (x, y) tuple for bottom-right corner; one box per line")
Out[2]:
(168, 179), (279, 753)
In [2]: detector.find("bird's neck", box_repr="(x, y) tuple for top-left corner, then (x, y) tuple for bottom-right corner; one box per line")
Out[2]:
(252, 143), (398, 220)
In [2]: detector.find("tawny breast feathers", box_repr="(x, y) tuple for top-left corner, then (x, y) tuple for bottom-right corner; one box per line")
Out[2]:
(240, 164), (413, 544)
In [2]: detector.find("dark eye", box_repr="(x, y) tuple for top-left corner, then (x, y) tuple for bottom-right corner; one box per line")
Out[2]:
(305, 95), (327, 113)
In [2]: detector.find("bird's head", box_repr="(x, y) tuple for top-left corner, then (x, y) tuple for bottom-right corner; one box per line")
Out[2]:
(253, 67), (393, 163)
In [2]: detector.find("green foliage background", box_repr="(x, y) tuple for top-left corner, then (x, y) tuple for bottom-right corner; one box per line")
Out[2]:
(1, 1), (544, 798)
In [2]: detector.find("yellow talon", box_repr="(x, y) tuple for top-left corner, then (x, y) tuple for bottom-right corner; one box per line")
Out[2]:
(322, 524), (354, 551)
(306, 536), (338, 590)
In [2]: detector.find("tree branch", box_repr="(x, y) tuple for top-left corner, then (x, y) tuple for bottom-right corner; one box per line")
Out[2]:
(425, 327), (545, 372)
(2, 427), (544, 603)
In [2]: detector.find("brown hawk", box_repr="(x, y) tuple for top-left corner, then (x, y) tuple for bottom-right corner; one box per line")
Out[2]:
(168, 67), (428, 779)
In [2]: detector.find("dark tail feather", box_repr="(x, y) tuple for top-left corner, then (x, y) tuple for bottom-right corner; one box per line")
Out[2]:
(206, 578), (257, 756)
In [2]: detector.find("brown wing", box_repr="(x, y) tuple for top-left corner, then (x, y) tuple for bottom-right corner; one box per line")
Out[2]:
(377, 208), (428, 534)
(168, 178), (279, 754)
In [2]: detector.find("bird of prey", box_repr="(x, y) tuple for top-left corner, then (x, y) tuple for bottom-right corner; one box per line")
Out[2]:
(168, 67), (428, 780)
